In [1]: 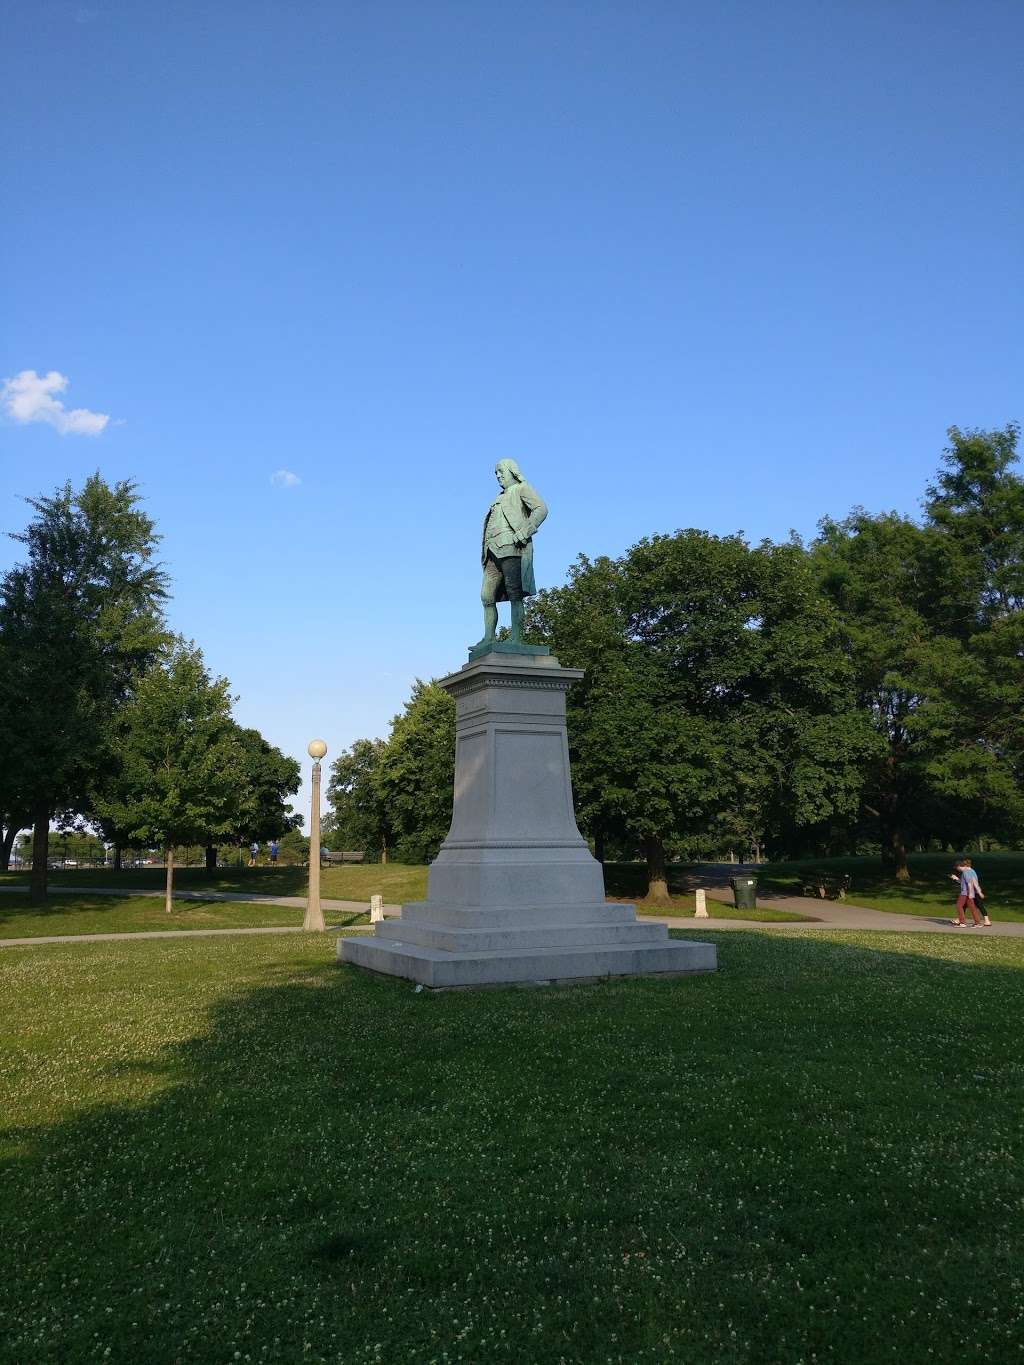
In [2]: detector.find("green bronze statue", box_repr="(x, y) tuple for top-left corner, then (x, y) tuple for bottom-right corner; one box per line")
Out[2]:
(473, 459), (548, 651)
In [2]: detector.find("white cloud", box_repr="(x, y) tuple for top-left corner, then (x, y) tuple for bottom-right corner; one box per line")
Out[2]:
(270, 469), (301, 488)
(1, 370), (110, 436)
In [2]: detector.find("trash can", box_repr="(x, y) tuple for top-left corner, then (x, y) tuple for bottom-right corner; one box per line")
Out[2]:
(730, 875), (757, 910)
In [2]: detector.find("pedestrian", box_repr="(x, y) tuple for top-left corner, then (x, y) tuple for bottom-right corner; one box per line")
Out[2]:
(948, 858), (990, 927)
(248, 841), (259, 867)
(269, 839), (279, 866)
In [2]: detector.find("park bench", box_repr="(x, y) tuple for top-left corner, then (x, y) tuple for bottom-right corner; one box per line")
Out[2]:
(800, 872), (852, 901)
(321, 850), (365, 865)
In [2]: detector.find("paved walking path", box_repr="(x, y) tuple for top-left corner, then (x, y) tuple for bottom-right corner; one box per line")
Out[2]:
(649, 906), (1024, 939)
(2, 881), (1021, 946)
(649, 892), (1024, 936)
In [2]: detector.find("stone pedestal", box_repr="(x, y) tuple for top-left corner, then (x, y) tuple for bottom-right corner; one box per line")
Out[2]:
(338, 651), (717, 988)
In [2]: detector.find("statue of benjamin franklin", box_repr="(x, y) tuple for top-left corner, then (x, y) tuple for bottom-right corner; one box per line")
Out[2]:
(474, 459), (548, 650)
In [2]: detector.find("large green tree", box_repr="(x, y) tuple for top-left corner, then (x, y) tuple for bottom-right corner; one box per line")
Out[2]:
(811, 510), (948, 876)
(911, 425), (1024, 847)
(530, 531), (875, 896)
(0, 627), (30, 870)
(91, 640), (241, 910)
(325, 737), (391, 858)
(202, 725), (302, 871)
(372, 681), (455, 864)
(812, 425), (1024, 875)
(926, 424), (1024, 621)
(0, 476), (168, 901)
(89, 720), (302, 872)
(326, 683), (456, 864)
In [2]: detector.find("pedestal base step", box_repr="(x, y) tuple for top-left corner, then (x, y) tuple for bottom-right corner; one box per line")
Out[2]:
(373, 917), (667, 952)
(400, 900), (638, 927)
(338, 934), (717, 989)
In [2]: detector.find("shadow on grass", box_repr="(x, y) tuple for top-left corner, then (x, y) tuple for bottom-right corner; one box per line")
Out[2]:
(0, 895), (313, 940)
(2, 931), (1023, 1362)
(0, 863), (427, 898)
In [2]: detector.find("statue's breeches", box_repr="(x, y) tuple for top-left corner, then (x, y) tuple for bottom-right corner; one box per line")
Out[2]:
(481, 553), (524, 605)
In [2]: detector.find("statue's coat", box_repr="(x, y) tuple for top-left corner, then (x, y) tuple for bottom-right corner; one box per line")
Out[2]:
(480, 480), (548, 599)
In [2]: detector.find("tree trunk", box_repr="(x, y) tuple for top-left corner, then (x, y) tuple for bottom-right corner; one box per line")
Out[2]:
(165, 844), (175, 913)
(205, 843), (217, 873)
(29, 807), (49, 905)
(380, 842), (389, 866)
(882, 824), (910, 881)
(593, 828), (605, 865)
(644, 836), (670, 901)
(113, 844), (123, 872)
(0, 825), (17, 873)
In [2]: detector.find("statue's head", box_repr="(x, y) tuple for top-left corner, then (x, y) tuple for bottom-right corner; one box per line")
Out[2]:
(495, 459), (523, 490)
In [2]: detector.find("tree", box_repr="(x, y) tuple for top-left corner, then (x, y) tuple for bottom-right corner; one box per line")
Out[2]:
(0, 627), (29, 870)
(326, 738), (391, 858)
(276, 827), (310, 865)
(811, 511), (948, 877)
(812, 425), (1024, 875)
(925, 424), (1024, 622)
(91, 640), (241, 911)
(530, 531), (874, 896)
(913, 425), (1024, 846)
(0, 476), (168, 902)
(372, 682), (455, 863)
(325, 683), (457, 865)
(201, 725), (301, 871)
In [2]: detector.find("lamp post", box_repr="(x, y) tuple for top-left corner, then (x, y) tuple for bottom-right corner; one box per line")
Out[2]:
(305, 739), (328, 931)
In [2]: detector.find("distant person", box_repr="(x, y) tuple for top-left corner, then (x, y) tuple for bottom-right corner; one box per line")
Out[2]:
(248, 841), (259, 867)
(949, 858), (990, 926)
(269, 840), (279, 865)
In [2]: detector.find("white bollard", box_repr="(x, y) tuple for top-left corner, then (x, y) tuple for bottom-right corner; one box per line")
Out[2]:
(694, 888), (709, 918)
(370, 894), (384, 923)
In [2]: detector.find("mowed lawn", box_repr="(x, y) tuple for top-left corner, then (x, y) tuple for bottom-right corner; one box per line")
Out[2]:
(0, 894), (369, 939)
(2, 932), (1022, 1363)
(0, 861), (430, 905)
(9, 852), (1024, 922)
(0, 865), (814, 924)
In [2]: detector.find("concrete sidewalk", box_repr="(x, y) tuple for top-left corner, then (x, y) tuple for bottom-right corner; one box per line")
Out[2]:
(655, 883), (1024, 935)
(650, 907), (1024, 936)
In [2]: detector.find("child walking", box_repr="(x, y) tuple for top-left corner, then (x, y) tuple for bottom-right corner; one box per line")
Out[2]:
(949, 858), (991, 927)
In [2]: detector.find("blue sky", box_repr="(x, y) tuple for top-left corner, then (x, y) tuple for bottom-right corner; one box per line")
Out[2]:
(3, 0), (1022, 827)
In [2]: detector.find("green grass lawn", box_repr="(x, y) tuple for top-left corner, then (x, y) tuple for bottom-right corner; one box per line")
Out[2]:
(0, 894), (368, 939)
(2, 930), (1022, 1363)
(0, 861), (429, 904)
